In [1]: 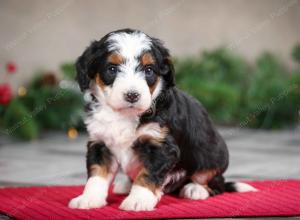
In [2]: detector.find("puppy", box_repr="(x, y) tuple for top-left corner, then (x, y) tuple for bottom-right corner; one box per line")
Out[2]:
(69, 29), (257, 211)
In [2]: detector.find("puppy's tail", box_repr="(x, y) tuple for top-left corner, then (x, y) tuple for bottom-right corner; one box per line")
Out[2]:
(224, 182), (258, 193)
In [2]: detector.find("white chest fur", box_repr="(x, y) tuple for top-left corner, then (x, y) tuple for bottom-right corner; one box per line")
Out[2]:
(86, 105), (138, 149)
(85, 104), (166, 179)
(85, 105), (140, 176)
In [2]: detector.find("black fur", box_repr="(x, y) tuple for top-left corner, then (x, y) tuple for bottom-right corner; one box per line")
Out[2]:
(86, 141), (113, 177)
(76, 33), (112, 91)
(139, 87), (229, 193)
(150, 37), (175, 88)
(133, 135), (180, 186)
(145, 88), (229, 173)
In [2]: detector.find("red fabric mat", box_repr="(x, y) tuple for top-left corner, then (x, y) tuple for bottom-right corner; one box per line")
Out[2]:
(0, 180), (299, 219)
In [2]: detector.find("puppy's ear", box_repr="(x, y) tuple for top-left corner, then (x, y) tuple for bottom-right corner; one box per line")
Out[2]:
(151, 38), (175, 88)
(76, 41), (103, 91)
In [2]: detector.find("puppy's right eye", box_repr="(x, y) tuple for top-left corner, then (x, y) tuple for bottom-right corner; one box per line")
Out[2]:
(107, 65), (118, 75)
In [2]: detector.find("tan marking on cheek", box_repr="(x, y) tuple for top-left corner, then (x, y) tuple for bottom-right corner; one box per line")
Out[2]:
(108, 53), (124, 65)
(191, 169), (219, 185)
(89, 164), (109, 177)
(95, 74), (106, 91)
(141, 53), (155, 66)
(149, 77), (160, 94)
(134, 168), (161, 196)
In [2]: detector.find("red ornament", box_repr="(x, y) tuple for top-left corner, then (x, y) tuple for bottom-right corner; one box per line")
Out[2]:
(0, 83), (12, 105)
(6, 62), (17, 74)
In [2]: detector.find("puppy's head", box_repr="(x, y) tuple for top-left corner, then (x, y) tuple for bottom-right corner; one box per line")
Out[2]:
(76, 29), (174, 116)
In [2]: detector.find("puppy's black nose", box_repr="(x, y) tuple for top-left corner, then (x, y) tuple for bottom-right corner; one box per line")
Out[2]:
(124, 91), (140, 103)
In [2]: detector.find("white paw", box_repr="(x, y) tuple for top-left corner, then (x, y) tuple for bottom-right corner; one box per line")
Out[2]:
(179, 183), (209, 200)
(119, 185), (159, 211)
(68, 194), (107, 209)
(69, 176), (109, 209)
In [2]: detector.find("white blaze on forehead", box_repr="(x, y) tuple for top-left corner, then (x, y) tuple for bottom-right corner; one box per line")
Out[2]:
(100, 31), (158, 114)
(107, 31), (152, 59)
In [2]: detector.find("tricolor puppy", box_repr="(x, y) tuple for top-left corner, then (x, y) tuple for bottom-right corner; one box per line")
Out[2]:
(69, 29), (257, 211)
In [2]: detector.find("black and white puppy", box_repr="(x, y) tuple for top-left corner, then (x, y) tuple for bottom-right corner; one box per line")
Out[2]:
(69, 29), (257, 211)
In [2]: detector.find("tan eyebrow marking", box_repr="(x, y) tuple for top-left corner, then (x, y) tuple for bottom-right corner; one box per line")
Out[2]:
(107, 53), (125, 64)
(141, 53), (155, 66)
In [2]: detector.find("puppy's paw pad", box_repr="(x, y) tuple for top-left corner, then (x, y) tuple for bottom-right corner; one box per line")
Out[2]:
(179, 183), (209, 200)
(68, 194), (107, 209)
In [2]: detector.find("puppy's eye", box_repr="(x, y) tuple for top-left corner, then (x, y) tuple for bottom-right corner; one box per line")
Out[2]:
(107, 65), (118, 75)
(144, 67), (154, 77)
(144, 66), (157, 86)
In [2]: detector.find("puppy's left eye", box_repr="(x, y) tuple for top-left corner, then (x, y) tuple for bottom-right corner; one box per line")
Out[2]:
(144, 67), (154, 77)
(107, 65), (118, 75)
(144, 66), (157, 86)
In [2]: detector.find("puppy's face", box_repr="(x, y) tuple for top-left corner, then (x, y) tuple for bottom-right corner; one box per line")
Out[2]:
(77, 29), (174, 116)
(96, 33), (162, 115)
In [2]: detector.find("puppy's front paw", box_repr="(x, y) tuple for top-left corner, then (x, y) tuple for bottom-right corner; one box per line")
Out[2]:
(69, 176), (109, 209)
(68, 194), (107, 209)
(179, 183), (209, 200)
(119, 185), (159, 211)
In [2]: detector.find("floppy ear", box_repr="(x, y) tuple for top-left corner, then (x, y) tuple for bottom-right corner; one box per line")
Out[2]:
(76, 41), (104, 91)
(151, 38), (175, 88)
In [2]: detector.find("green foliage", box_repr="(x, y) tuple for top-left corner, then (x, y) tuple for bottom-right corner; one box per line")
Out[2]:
(176, 47), (300, 129)
(292, 44), (300, 64)
(242, 53), (295, 128)
(176, 48), (249, 124)
(2, 99), (39, 140)
(60, 63), (76, 80)
(0, 69), (84, 140)
(18, 84), (84, 131)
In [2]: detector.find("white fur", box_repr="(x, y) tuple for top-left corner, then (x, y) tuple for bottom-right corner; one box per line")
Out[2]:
(119, 185), (160, 211)
(107, 31), (151, 59)
(179, 183), (209, 200)
(86, 99), (139, 148)
(234, 182), (258, 192)
(86, 102), (142, 178)
(107, 68), (152, 114)
(68, 176), (109, 209)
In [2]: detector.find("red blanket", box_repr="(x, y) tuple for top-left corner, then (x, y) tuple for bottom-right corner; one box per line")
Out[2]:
(0, 180), (299, 219)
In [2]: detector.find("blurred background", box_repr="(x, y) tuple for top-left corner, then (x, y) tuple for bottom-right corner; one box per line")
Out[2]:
(0, 0), (299, 187)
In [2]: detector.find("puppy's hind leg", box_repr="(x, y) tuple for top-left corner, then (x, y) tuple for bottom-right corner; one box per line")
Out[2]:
(179, 169), (218, 200)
